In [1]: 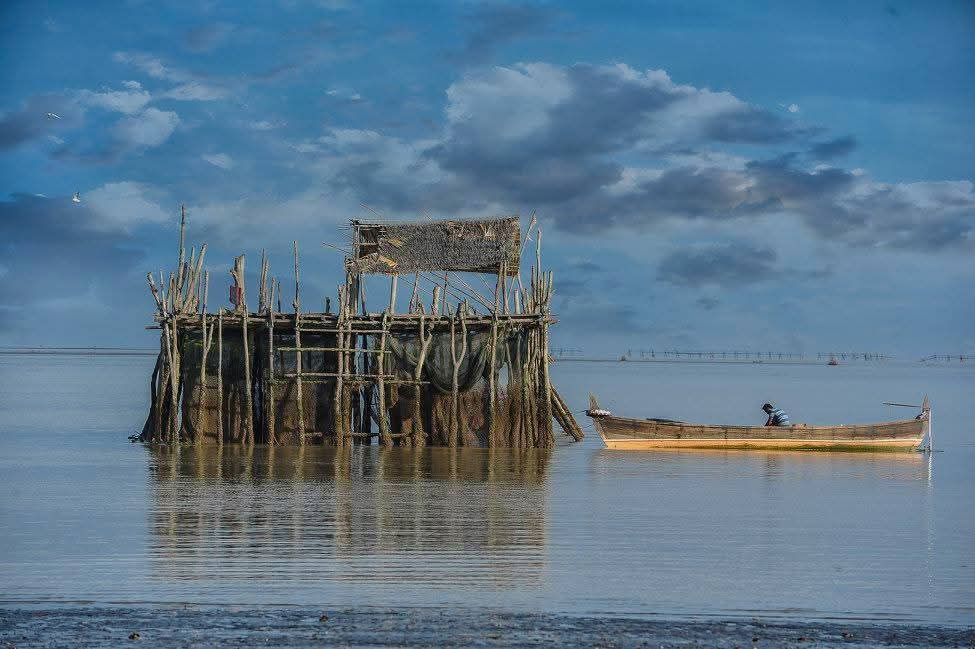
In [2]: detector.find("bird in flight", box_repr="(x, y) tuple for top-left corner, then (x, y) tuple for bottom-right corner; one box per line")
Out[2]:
(46, 112), (61, 120)
(72, 193), (81, 203)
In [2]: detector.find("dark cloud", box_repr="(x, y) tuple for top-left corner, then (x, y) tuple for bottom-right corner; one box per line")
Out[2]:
(703, 106), (799, 144)
(696, 296), (720, 310)
(458, 4), (558, 63)
(746, 154), (857, 203)
(808, 135), (857, 160)
(315, 62), (973, 252)
(559, 300), (652, 334)
(0, 194), (146, 309)
(567, 259), (603, 273)
(0, 94), (76, 150)
(184, 23), (234, 52)
(657, 243), (779, 288)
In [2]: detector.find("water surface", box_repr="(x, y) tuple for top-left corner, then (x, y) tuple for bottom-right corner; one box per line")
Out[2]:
(0, 355), (972, 625)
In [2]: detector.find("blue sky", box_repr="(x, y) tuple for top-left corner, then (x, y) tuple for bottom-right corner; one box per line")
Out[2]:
(1, 0), (972, 355)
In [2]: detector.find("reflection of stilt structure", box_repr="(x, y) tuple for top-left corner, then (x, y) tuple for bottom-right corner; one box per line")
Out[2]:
(148, 446), (550, 588)
(141, 211), (583, 447)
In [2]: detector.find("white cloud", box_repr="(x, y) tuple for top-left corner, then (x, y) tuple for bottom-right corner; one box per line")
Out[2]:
(326, 88), (363, 102)
(114, 52), (190, 83)
(446, 62), (572, 140)
(249, 120), (285, 131)
(85, 181), (171, 233)
(162, 82), (229, 101)
(202, 153), (234, 169)
(78, 86), (152, 115)
(113, 108), (180, 148)
(114, 51), (228, 101)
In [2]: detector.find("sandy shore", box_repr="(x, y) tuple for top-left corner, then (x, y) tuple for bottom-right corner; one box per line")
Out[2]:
(2, 606), (972, 648)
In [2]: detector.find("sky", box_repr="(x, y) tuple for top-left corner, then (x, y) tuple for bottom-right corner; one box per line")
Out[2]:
(0, 0), (973, 357)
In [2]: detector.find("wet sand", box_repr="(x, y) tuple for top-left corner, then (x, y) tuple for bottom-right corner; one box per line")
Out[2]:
(2, 606), (973, 648)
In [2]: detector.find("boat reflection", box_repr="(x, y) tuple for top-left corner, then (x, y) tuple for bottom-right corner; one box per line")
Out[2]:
(146, 445), (550, 588)
(590, 446), (930, 482)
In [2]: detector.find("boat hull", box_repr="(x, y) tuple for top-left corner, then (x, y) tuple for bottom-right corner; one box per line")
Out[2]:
(600, 436), (923, 451)
(589, 396), (926, 452)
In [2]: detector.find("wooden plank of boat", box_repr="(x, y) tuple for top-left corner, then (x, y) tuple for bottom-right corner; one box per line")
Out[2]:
(586, 394), (929, 452)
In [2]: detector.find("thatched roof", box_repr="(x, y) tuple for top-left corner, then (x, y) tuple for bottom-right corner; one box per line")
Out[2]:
(350, 216), (521, 275)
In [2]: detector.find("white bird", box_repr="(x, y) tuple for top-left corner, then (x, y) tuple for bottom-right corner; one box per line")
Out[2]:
(72, 192), (81, 203)
(46, 112), (61, 120)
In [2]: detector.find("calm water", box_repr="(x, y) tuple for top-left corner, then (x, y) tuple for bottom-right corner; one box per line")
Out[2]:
(0, 355), (972, 625)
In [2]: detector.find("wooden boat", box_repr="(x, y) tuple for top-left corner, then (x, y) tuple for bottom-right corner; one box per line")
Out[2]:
(586, 395), (929, 452)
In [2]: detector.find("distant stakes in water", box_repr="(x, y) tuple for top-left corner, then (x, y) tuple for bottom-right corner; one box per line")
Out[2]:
(919, 354), (970, 363)
(619, 350), (894, 362)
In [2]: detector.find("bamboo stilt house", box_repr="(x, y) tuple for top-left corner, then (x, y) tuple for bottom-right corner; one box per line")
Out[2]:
(139, 209), (584, 447)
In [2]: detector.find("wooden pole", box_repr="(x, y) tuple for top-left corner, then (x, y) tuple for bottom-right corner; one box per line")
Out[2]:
(333, 285), (346, 447)
(232, 255), (254, 445)
(442, 272), (449, 315)
(154, 336), (166, 441)
(389, 273), (398, 314)
(410, 273), (420, 313)
(293, 241), (305, 444)
(488, 263), (502, 447)
(217, 310), (224, 444)
(377, 310), (391, 446)
(412, 313), (433, 447)
(431, 285), (441, 316)
(267, 310), (276, 446)
(449, 304), (468, 447)
(176, 205), (186, 302)
(196, 272), (213, 444)
(541, 321), (555, 448)
(163, 318), (180, 443)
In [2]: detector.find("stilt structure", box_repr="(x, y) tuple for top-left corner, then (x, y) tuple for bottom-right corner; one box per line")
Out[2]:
(140, 211), (583, 447)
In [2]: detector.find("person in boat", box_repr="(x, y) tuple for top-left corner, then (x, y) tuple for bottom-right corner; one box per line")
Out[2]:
(762, 403), (792, 426)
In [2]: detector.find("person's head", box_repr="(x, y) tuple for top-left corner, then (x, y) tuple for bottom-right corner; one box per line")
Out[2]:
(762, 403), (774, 413)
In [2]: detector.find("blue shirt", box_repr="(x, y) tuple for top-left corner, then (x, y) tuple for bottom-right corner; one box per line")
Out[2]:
(769, 408), (791, 426)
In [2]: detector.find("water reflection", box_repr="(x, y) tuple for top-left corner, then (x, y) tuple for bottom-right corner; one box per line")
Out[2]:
(147, 446), (550, 588)
(589, 448), (930, 482)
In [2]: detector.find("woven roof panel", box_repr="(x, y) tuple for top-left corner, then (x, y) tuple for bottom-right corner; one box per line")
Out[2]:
(351, 216), (521, 275)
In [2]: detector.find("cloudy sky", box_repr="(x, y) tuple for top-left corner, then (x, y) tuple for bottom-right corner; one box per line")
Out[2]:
(1, 1), (972, 355)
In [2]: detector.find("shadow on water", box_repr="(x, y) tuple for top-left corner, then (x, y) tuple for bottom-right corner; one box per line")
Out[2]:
(146, 445), (551, 589)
